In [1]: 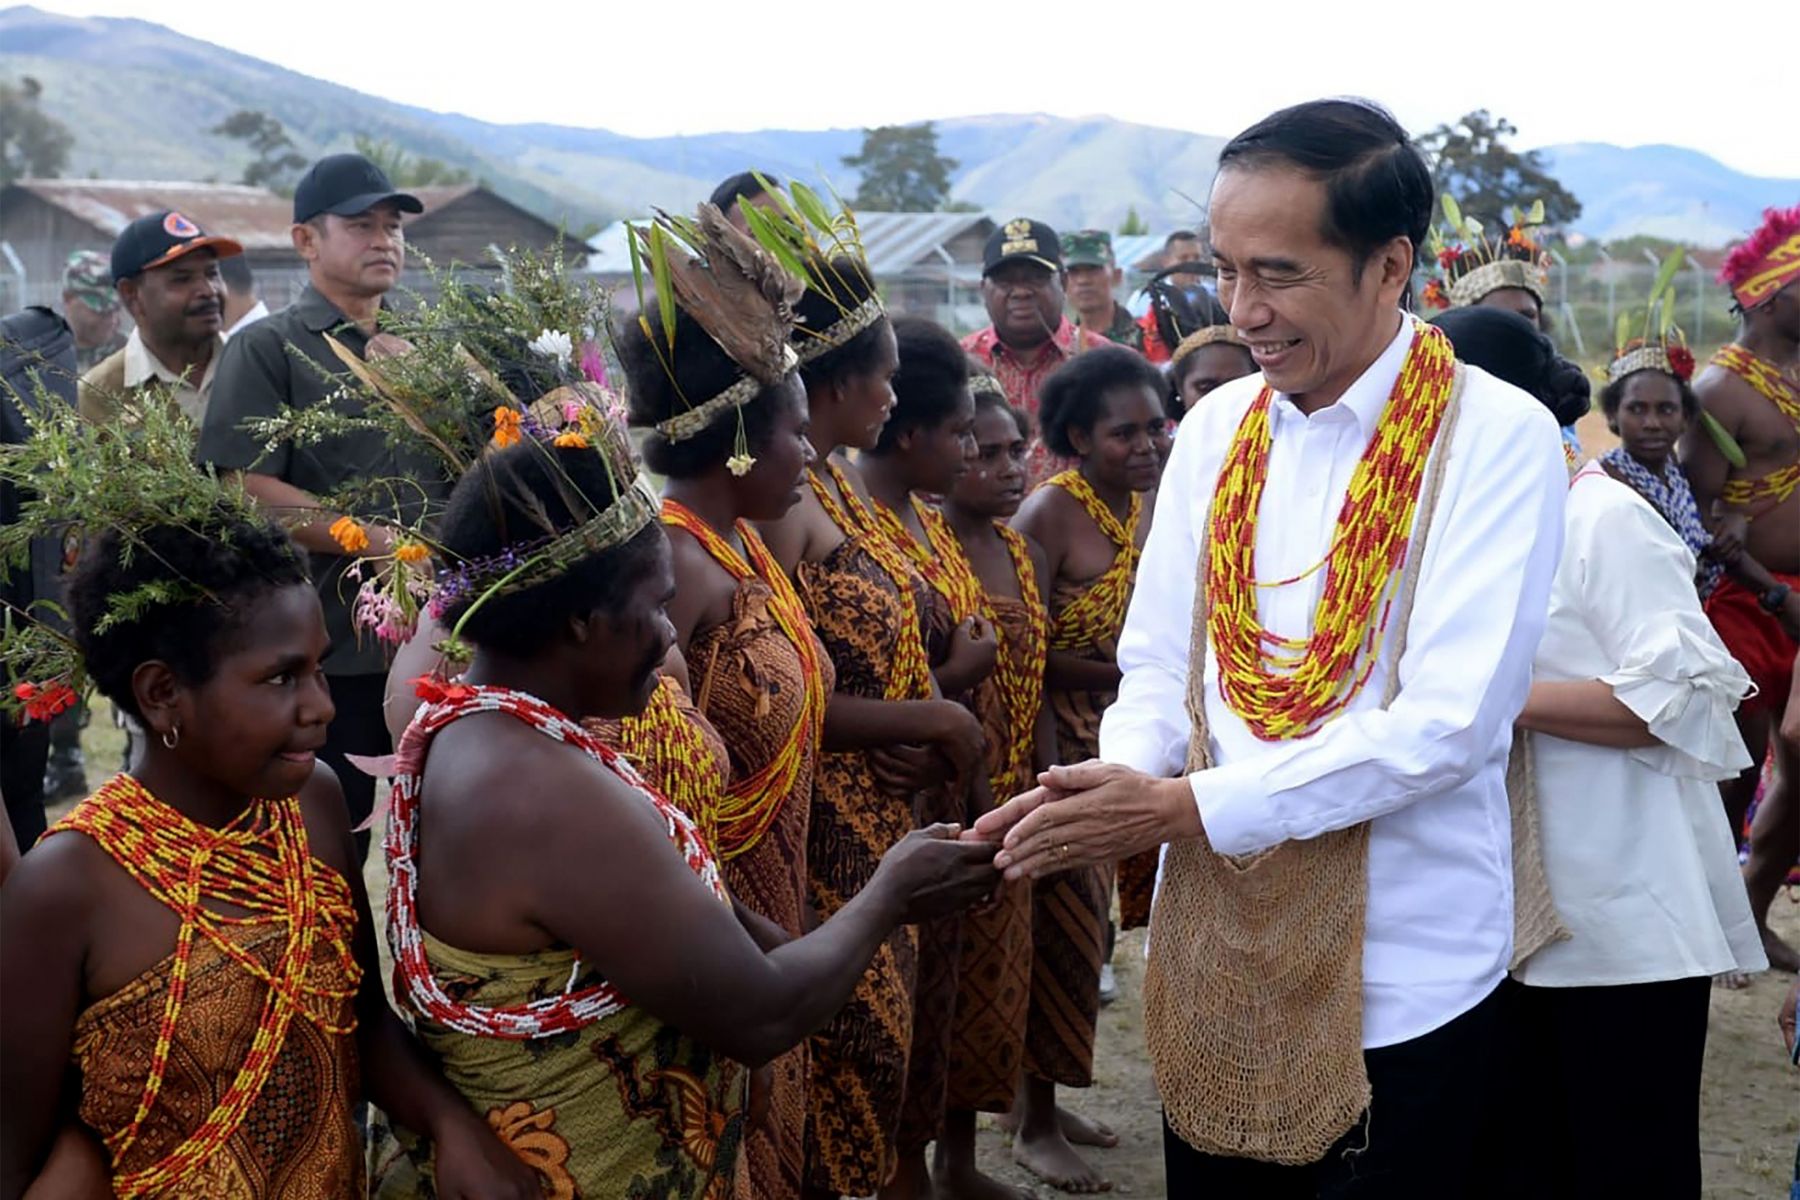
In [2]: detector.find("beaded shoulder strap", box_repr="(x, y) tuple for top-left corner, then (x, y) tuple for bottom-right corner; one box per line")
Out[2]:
(386, 683), (725, 1039)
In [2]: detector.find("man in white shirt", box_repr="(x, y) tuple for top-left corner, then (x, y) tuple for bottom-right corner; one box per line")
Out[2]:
(220, 254), (269, 338)
(973, 98), (1568, 1193)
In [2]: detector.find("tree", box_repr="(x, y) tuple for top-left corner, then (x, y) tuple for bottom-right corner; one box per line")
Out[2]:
(841, 122), (958, 212)
(1418, 110), (1581, 228)
(352, 135), (474, 187)
(1118, 206), (1149, 236)
(1, 77), (74, 187)
(211, 110), (307, 193)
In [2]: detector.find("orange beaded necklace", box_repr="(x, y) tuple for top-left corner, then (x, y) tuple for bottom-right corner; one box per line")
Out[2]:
(1205, 319), (1458, 741)
(49, 774), (359, 1199)
(661, 500), (830, 859)
(874, 494), (987, 622)
(807, 462), (933, 698)
(1044, 469), (1143, 651)
(610, 675), (728, 854)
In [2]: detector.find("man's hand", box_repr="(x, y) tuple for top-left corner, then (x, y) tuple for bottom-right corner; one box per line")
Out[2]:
(965, 759), (1199, 881)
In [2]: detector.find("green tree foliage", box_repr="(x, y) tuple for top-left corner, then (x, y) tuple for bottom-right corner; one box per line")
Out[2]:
(842, 122), (959, 212)
(1118, 206), (1149, 236)
(211, 110), (307, 194)
(352, 135), (474, 187)
(1418, 110), (1582, 228)
(1, 77), (74, 187)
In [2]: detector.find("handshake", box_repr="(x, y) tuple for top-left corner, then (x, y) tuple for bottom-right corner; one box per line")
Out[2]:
(875, 760), (1198, 921)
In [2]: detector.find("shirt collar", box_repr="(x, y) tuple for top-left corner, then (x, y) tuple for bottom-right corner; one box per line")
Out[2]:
(121, 327), (222, 390)
(988, 317), (1076, 365)
(295, 283), (382, 334)
(1271, 312), (1414, 430)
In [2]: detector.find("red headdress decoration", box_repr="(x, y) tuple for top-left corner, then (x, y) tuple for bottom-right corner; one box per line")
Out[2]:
(1717, 204), (1800, 311)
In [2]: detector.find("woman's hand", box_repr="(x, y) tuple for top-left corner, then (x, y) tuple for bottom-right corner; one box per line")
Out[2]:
(869, 742), (947, 796)
(923, 700), (989, 781)
(428, 1106), (544, 1199)
(938, 615), (1000, 693)
(872, 824), (1002, 923)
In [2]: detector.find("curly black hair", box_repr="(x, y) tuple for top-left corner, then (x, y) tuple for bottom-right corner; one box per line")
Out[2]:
(621, 305), (793, 479)
(66, 504), (310, 723)
(869, 316), (970, 456)
(1036, 346), (1166, 458)
(435, 442), (665, 658)
(795, 255), (891, 387)
(1432, 307), (1593, 427)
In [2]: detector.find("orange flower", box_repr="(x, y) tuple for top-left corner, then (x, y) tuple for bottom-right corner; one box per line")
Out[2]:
(552, 430), (589, 449)
(491, 406), (523, 449)
(394, 540), (431, 564)
(329, 516), (370, 554)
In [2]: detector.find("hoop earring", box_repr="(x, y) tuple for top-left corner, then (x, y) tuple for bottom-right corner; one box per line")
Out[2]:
(161, 724), (181, 750)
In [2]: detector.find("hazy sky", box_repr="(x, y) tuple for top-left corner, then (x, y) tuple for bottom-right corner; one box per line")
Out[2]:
(25, 0), (1800, 178)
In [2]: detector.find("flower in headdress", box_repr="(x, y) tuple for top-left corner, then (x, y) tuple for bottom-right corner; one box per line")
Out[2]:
(1437, 246), (1463, 270)
(394, 541), (431, 565)
(1506, 226), (1538, 253)
(1666, 344), (1695, 381)
(579, 340), (609, 387)
(413, 674), (477, 705)
(14, 679), (78, 723)
(553, 430), (590, 449)
(726, 453), (757, 477)
(1422, 279), (1450, 310)
(491, 406), (523, 449)
(528, 329), (573, 367)
(330, 516), (371, 554)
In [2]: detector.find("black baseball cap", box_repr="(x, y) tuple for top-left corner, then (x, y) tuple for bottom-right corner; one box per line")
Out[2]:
(984, 218), (1062, 277)
(293, 153), (424, 224)
(111, 210), (244, 283)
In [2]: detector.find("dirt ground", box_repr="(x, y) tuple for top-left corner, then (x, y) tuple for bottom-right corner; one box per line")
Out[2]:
(58, 710), (1800, 1196)
(967, 907), (1800, 1198)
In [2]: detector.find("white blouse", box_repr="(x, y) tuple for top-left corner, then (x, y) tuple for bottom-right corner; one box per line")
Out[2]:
(1515, 463), (1766, 987)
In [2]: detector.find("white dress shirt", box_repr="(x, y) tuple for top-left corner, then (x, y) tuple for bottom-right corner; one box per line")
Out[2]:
(225, 299), (270, 339)
(1516, 464), (1765, 987)
(123, 328), (223, 425)
(1099, 314), (1567, 1048)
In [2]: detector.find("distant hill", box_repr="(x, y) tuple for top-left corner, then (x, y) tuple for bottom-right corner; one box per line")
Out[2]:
(3, 5), (1794, 243)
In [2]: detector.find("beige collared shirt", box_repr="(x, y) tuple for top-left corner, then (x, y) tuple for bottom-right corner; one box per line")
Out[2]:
(77, 328), (224, 425)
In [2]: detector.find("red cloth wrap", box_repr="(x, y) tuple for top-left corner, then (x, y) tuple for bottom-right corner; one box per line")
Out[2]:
(1704, 571), (1799, 715)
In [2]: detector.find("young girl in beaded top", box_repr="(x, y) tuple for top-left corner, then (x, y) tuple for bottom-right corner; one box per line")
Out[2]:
(0, 402), (533, 1200)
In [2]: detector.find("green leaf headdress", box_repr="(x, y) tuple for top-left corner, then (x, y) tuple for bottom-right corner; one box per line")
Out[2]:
(0, 384), (275, 718)
(736, 177), (885, 366)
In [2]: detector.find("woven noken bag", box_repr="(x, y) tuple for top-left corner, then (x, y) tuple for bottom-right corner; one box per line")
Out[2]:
(1142, 365), (1467, 1165)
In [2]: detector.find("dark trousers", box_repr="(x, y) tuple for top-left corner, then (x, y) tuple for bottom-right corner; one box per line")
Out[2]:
(1479, 975), (1711, 1200)
(320, 672), (391, 864)
(1163, 982), (1506, 1198)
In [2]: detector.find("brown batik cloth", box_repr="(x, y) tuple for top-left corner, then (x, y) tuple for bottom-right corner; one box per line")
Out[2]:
(896, 587), (966, 1152)
(689, 574), (836, 1200)
(73, 921), (364, 1198)
(945, 593), (1038, 1112)
(797, 538), (927, 1196)
(1024, 573), (1117, 1089)
(1143, 368), (1463, 1165)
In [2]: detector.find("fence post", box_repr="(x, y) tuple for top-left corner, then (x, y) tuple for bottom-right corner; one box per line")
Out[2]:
(1686, 254), (1706, 346)
(1597, 245), (1615, 341)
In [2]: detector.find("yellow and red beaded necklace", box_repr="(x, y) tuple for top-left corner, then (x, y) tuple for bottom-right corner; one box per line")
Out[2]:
(1712, 342), (1800, 507)
(661, 499), (830, 859)
(1044, 469), (1143, 651)
(1205, 320), (1458, 741)
(875, 494), (987, 622)
(609, 676), (727, 854)
(807, 462), (933, 698)
(48, 774), (359, 1199)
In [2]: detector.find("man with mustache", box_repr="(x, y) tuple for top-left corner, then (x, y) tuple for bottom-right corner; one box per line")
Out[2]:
(75, 211), (241, 425)
(963, 218), (1077, 486)
(200, 153), (441, 861)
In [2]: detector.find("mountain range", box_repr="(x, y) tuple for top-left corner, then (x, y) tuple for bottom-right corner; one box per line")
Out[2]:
(4, 5), (1795, 245)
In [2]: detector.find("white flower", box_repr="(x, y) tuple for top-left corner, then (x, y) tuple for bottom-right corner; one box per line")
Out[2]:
(528, 329), (573, 366)
(726, 453), (757, 477)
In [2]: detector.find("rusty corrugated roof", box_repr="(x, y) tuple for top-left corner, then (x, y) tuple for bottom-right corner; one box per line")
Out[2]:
(11, 179), (297, 251)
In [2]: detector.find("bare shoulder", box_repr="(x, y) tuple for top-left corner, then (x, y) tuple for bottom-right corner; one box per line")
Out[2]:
(1, 827), (107, 932)
(1692, 362), (1761, 423)
(296, 759), (357, 881)
(1013, 484), (1076, 539)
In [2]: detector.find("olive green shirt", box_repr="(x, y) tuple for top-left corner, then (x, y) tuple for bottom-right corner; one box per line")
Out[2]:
(198, 284), (448, 676)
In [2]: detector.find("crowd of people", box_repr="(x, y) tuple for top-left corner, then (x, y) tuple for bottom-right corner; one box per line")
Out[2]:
(0, 95), (1795, 1200)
